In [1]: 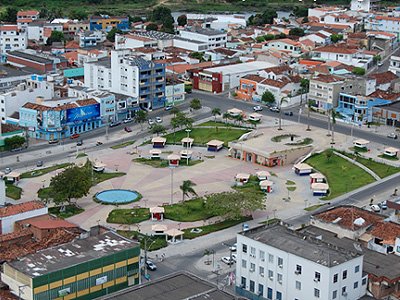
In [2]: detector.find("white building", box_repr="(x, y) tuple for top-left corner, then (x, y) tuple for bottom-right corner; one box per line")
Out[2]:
(165, 78), (185, 105)
(179, 28), (227, 51)
(236, 224), (367, 300)
(27, 22), (63, 43)
(365, 16), (400, 41)
(263, 39), (302, 55)
(173, 37), (208, 52)
(351, 0), (371, 12)
(185, 13), (247, 31)
(78, 30), (106, 48)
(0, 76), (54, 122)
(0, 201), (47, 234)
(0, 25), (27, 55)
(389, 55), (400, 76)
(115, 31), (173, 50)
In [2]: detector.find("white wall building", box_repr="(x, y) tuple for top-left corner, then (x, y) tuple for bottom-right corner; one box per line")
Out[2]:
(173, 37), (208, 52)
(0, 25), (27, 55)
(236, 224), (367, 300)
(27, 22), (63, 43)
(351, 0), (371, 12)
(389, 55), (400, 76)
(0, 76), (54, 122)
(365, 16), (400, 41)
(185, 13), (247, 31)
(179, 28), (227, 50)
(0, 201), (48, 234)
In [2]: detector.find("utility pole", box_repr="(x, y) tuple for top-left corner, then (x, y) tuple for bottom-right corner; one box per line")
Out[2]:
(185, 129), (191, 165)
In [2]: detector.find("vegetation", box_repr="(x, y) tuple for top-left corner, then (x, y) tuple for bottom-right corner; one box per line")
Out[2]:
(0, 7), (17, 22)
(190, 98), (202, 110)
(136, 110), (148, 130)
(164, 198), (216, 222)
(6, 183), (22, 200)
(352, 67), (366, 76)
(271, 134), (299, 142)
(177, 14), (187, 26)
(330, 34), (344, 43)
(183, 217), (252, 239)
(20, 163), (71, 179)
(233, 175), (265, 196)
(111, 140), (135, 149)
(286, 180), (296, 185)
(46, 30), (64, 45)
(106, 28), (122, 42)
(49, 205), (84, 218)
(285, 137), (313, 146)
(179, 180), (197, 202)
(117, 230), (167, 251)
(151, 124), (166, 136)
(261, 91), (275, 104)
(306, 151), (375, 200)
(197, 121), (248, 129)
(149, 6), (174, 33)
(289, 28), (305, 36)
(378, 154), (400, 161)
(107, 208), (150, 224)
(133, 158), (202, 168)
(4, 135), (25, 151)
(304, 204), (325, 212)
(92, 171), (126, 185)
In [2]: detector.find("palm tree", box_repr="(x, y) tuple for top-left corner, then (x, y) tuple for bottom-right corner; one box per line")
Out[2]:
(278, 96), (289, 130)
(236, 114), (244, 126)
(331, 109), (338, 144)
(180, 180), (197, 202)
(211, 108), (221, 123)
(222, 112), (230, 125)
(136, 110), (148, 131)
(151, 124), (166, 136)
(306, 99), (312, 131)
(327, 108), (331, 137)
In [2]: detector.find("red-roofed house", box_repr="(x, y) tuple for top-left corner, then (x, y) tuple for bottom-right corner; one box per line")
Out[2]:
(0, 201), (47, 234)
(368, 71), (400, 91)
(17, 10), (39, 21)
(263, 38), (302, 54)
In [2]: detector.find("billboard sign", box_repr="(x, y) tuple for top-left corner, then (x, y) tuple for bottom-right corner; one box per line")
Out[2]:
(66, 104), (100, 123)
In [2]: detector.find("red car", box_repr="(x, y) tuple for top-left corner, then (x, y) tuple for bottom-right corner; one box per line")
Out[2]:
(124, 127), (132, 133)
(70, 133), (80, 139)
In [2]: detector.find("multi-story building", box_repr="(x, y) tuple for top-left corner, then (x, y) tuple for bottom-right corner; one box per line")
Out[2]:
(0, 75), (54, 123)
(89, 15), (130, 32)
(236, 224), (367, 300)
(308, 74), (345, 111)
(6, 50), (68, 73)
(372, 100), (400, 127)
(389, 55), (400, 76)
(263, 39), (302, 55)
(78, 30), (106, 48)
(1, 228), (140, 300)
(351, 0), (371, 11)
(84, 49), (166, 110)
(0, 25), (27, 59)
(16, 10), (39, 21)
(179, 28), (227, 51)
(365, 16), (400, 41)
(165, 77), (185, 105)
(26, 22), (63, 44)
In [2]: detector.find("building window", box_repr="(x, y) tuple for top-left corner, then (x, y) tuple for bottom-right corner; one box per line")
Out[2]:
(315, 271), (321, 282)
(362, 278), (367, 285)
(277, 257), (283, 267)
(295, 281), (301, 290)
(241, 276), (246, 288)
(355, 265), (360, 273)
(333, 290), (337, 299)
(259, 250), (265, 261)
(268, 254), (274, 263)
(250, 246), (256, 257)
(250, 263), (255, 272)
(314, 288), (320, 298)
(342, 286), (347, 295)
(242, 244), (247, 253)
(242, 259), (247, 269)
(268, 270), (273, 280)
(259, 266), (265, 276)
(250, 280), (255, 292)
(267, 288), (273, 300)
(333, 273), (338, 283)
(258, 284), (264, 296)
(277, 273), (283, 283)
(296, 265), (302, 274)
(276, 291), (282, 300)
(354, 281), (358, 289)
(343, 270), (347, 280)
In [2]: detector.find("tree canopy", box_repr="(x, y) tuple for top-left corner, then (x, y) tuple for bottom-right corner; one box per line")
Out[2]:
(262, 91), (275, 104)
(4, 135), (25, 151)
(190, 98), (202, 110)
(46, 30), (64, 45)
(177, 14), (187, 26)
(68, 9), (88, 21)
(289, 28), (305, 37)
(146, 22), (158, 31)
(352, 67), (366, 76)
(0, 7), (17, 23)
(149, 6), (174, 33)
(330, 34), (344, 43)
(107, 28), (122, 42)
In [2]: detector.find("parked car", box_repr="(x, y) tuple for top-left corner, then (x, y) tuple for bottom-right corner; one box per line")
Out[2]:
(221, 256), (235, 265)
(109, 121), (121, 127)
(124, 126), (132, 133)
(269, 106), (280, 113)
(229, 243), (237, 252)
(164, 105), (173, 111)
(148, 119), (155, 126)
(378, 201), (388, 210)
(387, 132), (398, 139)
(378, 61), (384, 67)
(370, 204), (381, 212)
(96, 141), (103, 146)
(36, 161), (44, 167)
(253, 105), (262, 112)
(48, 139), (59, 144)
(284, 111), (293, 116)
(123, 118), (133, 123)
(146, 260), (157, 271)
(70, 133), (80, 139)
(231, 253), (237, 262)
(155, 117), (163, 123)
(4, 167), (11, 174)
(76, 140), (83, 146)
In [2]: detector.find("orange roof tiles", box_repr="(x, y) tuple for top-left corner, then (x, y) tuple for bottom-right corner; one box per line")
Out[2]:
(0, 25), (19, 31)
(0, 201), (45, 218)
(166, 61), (213, 74)
(76, 98), (99, 106)
(65, 40), (80, 49)
(370, 89), (400, 101)
(369, 221), (400, 244)
(29, 219), (78, 229)
(375, 16), (400, 22)
(17, 10), (39, 17)
(313, 74), (344, 83)
(369, 71), (399, 85)
(314, 44), (358, 54)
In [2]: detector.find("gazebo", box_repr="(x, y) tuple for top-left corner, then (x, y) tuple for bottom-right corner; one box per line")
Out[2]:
(167, 154), (181, 167)
(165, 228), (184, 243)
(259, 180), (273, 193)
(310, 172), (325, 184)
(235, 173), (250, 185)
(383, 147), (399, 158)
(311, 182), (329, 196)
(248, 112), (262, 122)
(152, 224), (167, 235)
(293, 163), (313, 175)
(353, 139), (370, 150)
(207, 140), (224, 152)
(256, 170), (270, 181)
(180, 150), (193, 160)
(181, 137), (194, 148)
(150, 206), (165, 221)
(149, 149), (162, 159)
(92, 161), (106, 172)
(5, 172), (21, 183)
(152, 137), (167, 148)
(228, 108), (243, 117)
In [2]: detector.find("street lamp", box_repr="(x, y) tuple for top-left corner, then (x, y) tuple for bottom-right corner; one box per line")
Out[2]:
(185, 128), (191, 165)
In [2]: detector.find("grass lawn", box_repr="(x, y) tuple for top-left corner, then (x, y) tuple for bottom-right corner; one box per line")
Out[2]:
(117, 230), (167, 251)
(339, 151), (400, 178)
(285, 137), (313, 146)
(287, 186), (296, 192)
(259, 218), (280, 225)
(286, 180), (296, 185)
(107, 208), (150, 224)
(49, 205), (84, 218)
(183, 217), (252, 239)
(164, 198), (217, 222)
(38, 187), (52, 200)
(20, 163), (71, 179)
(164, 127), (249, 146)
(304, 204), (326, 212)
(271, 134), (298, 142)
(76, 153), (87, 158)
(349, 146), (368, 153)
(233, 176), (265, 196)
(6, 184), (22, 200)
(197, 121), (248, 129)
(93, 172), (126, 185)
(306, 151), (375, 200)
(378, 154), (399, 161)
(111, 141), (135, 150)
(133, 158), (202, 168)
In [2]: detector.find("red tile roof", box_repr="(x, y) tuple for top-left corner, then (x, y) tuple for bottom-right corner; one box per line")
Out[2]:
(263, 65), (291, 74)
(241, 74), (267, 83)
(76, 98), (99, 106)
(368, 71), (399, 85)
(369, 90), (400, 101)
(0, 25), (19, 31)
(29, 219), (78, 229)
(375, 16), (400, 22)
(313, 74), (344, 83)
(369, 221), (400, 244)
(65, 40), (80, 49)
(0, 201), (45, 218)
(314, 44), (358, 54)
(17, 10), (39, 17)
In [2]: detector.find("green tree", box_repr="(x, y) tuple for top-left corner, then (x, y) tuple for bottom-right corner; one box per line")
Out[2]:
(205, 191), (265, 220)
(107, 27), (122, 42)
(129, 16), (143, 23)
(262, 91), (275, 104)
(135, 110), (148, 130)
(373, 54), (381, 64)
(189, 52), (205, 62)
(177, 14), (187, 26)
(325, 149), (334, 162)
(150, 6), (174, 33)
(261, 8), (277, 25)
(330, 34), (344, 43)
(69, 9), (88, 20)
(190, 98), (202, 110)
(179, 180), (197, 201)
(302, 16), (309, 23)
(289, 28), (305, 37)
(170, 106), (180, 116)
(293, 6), (308, 18)
(211, 108), (221, 123)
(278, 97), (289, 130)
(49, 165), (91, 207)
(151, 124), (166, 136)
(222, 112), (230, 125)
(256, 36), (265, 43)
(276, 33), (287, 39)
(4, 135), (25, 151)
(0, 7), (18, 22)
(263, 34), (275, 41)
(146, 22), (158, 31)
(46, 30), (64, 45)
(352, 67), (366, 76)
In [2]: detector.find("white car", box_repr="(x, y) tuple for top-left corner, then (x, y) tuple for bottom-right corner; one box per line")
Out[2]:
(221, 256), (234, 265)
(370, 204), (381, 212)
(253, 105), (262, 112)
(231, 253), (237, 262)
(148, 119), (155, 126)
(155, 117), (162, 123)
(229, 243), (237, 252)
(123, 118), (133, 123)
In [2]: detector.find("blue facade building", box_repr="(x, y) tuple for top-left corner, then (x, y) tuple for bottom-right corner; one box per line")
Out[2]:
(89, 16), (130, 32)
(20, 99), (102, 141)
